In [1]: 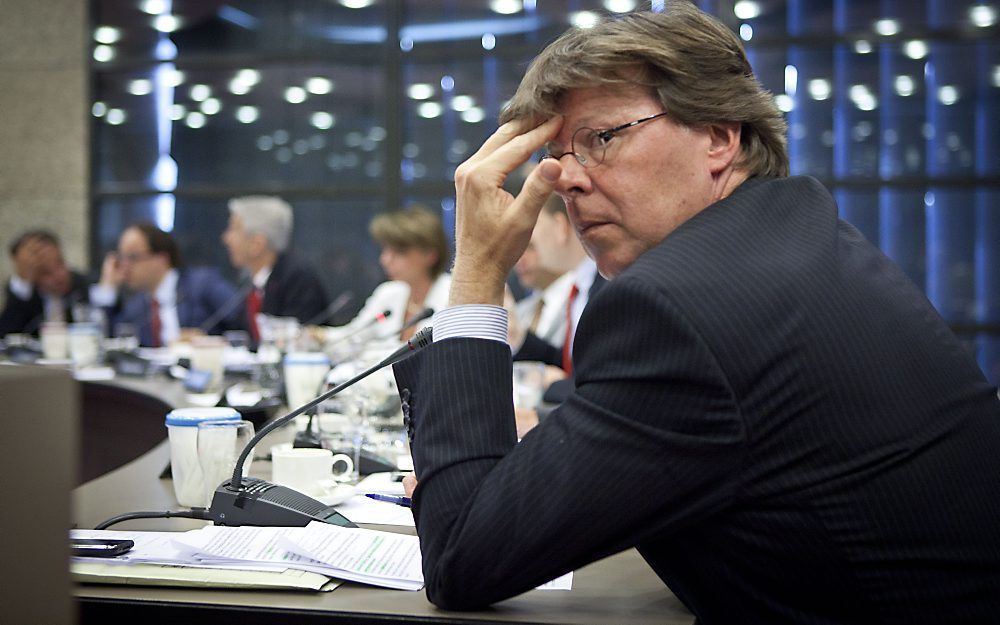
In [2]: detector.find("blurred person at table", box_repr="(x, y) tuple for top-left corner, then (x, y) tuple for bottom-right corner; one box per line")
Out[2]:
(0, 229), (92, 337)
(92, 222), (242, 347)
(323, 205), (450, 345)
(222, 195), (329, 343)
(392, 4), (1000, 621)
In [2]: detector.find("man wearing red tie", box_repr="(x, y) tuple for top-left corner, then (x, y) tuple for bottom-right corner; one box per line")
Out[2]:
(221, 196), (329, 343)
(93, 223), (241, 347)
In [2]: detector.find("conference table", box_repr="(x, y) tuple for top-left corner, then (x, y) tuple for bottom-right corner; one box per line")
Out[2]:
(73, 376), (695, 625)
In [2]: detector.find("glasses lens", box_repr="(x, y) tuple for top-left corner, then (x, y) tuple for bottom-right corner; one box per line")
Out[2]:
(572, 127), (604, 168)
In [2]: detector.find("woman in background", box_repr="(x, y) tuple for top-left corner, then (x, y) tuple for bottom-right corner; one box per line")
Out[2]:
(323, 205), (451, 345)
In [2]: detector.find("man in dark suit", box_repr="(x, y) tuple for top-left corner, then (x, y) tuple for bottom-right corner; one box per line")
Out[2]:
(392, 5), (1000, 622)
(222, 196), (329, 342)
(0, 230), (91, 337)
(92, 223), (241, 346)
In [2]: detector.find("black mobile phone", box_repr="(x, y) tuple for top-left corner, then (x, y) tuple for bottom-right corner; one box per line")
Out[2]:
(71, 538), (134, 558)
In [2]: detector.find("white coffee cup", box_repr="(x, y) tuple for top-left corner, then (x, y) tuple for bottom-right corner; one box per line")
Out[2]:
(190, 335), (226, 392)
(40, 322), (69, 360)
(271, 447), (334, 496)
(68, 322), (102, 368)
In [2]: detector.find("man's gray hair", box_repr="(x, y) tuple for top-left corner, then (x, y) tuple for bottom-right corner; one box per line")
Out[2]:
(228, 195), (294, 253)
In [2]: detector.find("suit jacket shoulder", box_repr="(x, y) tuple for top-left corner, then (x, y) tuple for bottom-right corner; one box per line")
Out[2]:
(261, 253), (329, 324)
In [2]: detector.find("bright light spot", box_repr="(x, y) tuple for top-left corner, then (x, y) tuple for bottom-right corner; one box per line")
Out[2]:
(451, 95), (475, 111)
(408, 83), (435, 100)
(924, 191), (935, 207)
(186, 112), (206, 129)
(734, 1), (761, 19)
(400, 37), (414, 52)
(162, 69), (184, 87)
(938, 85), (960, 105)
(92, 102), (107, 117)
(571, 11), (601, 28)
(418, 102), (444, 118)
(808, 79), (832, 100)
(993, 65), (1000, 87)
(128, 79), (153, 96)
(306, 77), (333, 95)
(490, 0), (522, 15)
(774, 94), (794, 112)
(94, 26), (120, 44)
(739, 23), (753, 41)
(784, 65), (798, 97)
(339, 0), (375, 7)
(854, 40), (873, 54)
(229, 79), (250, 95)
(894, 75), (915, 97)
(153, 15), (180, 33)
(969, 4), (997, 27)
(368, 126), (387, 141)
(461, 107), (486, 123)
(604, 0), (637, 12)
(482, 33), (496, 50)
(236, 106), (258, 124)
(190, 84), (211, 101)
(106, 108), (126, 125)
(93, 45), (115, 62)
(284, 86), (307, 104)
(849, 84), (877, 110)
(141, 0), (166, 14)
(874, 18), (899, 36)
(310, 111), (336, 130)
(170, 104), (186, 120)
(441, 75), (455, 91)
(904, 40), (928, 60)
(200, 98), (221, 115)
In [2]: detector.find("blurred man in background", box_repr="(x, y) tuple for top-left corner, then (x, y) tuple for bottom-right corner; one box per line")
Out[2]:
(0, 230), (91, 337)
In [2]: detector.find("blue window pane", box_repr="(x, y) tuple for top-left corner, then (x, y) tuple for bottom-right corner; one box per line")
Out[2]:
(926, 189), (976, 323)
(835, 189), (880, 244)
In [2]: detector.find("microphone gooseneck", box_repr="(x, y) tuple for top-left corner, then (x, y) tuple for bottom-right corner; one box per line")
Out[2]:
(324, 309), (393, 348)
(227, 325), (433, 490)
(303, 291), (355, 326)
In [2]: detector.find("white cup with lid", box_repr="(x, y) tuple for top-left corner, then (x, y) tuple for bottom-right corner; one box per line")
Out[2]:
(165, 407), (241, 507)
(283, 352), (331, 410)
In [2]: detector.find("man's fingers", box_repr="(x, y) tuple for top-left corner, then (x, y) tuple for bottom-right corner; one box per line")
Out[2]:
(510, 159), (563, 226)
(402, 474), (418, 498)
(482, 117), (562, 176)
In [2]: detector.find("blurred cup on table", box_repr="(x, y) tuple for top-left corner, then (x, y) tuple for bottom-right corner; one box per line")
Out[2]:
(40, 321), (69, 360)
(283, 351), (331, 410)
(68, 321), (102, 368)
(165, 407), (241, 507)
(190, 335), (227, 392)
(513, 361), (546, 409)
(198, 419), (255, 508)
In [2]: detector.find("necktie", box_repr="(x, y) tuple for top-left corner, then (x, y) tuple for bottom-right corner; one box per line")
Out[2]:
(246, 288), (263, 342)
(561, 284), (579, 374)
(149, 297), (162, 348)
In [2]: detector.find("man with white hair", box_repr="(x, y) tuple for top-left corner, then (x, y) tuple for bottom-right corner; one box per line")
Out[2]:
(222, 196), (328, 341)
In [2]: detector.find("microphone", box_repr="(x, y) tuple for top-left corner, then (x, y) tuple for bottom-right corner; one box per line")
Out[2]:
(324, 309), (392, 348)
(206, 325), (433, 528)
(198, 279), (254, 333)
(377, 307), (433, 339)
(302, 291), (354, 326)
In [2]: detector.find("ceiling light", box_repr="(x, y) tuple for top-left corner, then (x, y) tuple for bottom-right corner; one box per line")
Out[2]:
(284, 86), (307, 104)
(162, 69), (185, 87)
(91, 102), (107, 117)
(451, 95), (475, 111)
(482, 33), (496, 50)
(153, 15), (180, 33)
(141, 0), (167, 15)
(106, 108), (126, 125)
(604, 0), (637, 12)
(306, 77), (333, 95)
(969, 4), (997, 27)
(200, 98), (221, 115)
(739, 24), (753, 41)
(854, 40), (873, 54)
(186, 112), (206, 129)
(774, 94), (794, 113)
(190, 84), (210, 102)
(874, 18), (899, 36)
(461, 107), (486, 123)
(733, 1), (761, 20)
(128, 79), (153, 96)
(170, 104), (186, 120)
(903, 40), (928, 60)
(938, 85), (960, 105)
(407, 84), (435, 100)
(570, 11), (600, 28)
(339, 0), (376, 7)
(310, 111), (336, 130)
(93, 45), (115, 63)
(807, 79), (832, 100)
(490, 0), (522, 15)
(894, 75), (915, 97)
(94, 26), (120, 44)
(417, 102), (443, 118)
(236, 106), (258, 124)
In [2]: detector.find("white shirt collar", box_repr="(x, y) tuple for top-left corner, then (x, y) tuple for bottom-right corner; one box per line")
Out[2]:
(155, 269), (179, 305)
(252, 265), (273, 291)
(573, 258), (598, 297)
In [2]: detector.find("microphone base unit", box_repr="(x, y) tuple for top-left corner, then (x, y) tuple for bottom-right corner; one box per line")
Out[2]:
(208, 477), (356, 528)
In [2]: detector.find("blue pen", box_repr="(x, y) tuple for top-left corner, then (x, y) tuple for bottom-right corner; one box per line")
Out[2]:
(365, 493), (412, 507)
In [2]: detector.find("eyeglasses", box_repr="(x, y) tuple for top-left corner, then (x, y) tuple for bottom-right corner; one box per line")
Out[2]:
(542, 111), (669, 168)
(117, 252), (153, 265)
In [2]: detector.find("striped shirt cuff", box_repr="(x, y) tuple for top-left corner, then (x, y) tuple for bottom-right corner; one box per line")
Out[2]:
(432, 305), (509, 345)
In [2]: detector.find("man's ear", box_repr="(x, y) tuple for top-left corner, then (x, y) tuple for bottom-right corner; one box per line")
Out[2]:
(706, 122), (742, 174)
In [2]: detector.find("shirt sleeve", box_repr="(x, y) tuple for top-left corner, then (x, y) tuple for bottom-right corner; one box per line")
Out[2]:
(88, 284), (118, 307)
(432, 305), (508, 344)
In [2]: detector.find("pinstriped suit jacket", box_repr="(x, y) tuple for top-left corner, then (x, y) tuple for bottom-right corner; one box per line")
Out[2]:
(393, 176), (1000, 622)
